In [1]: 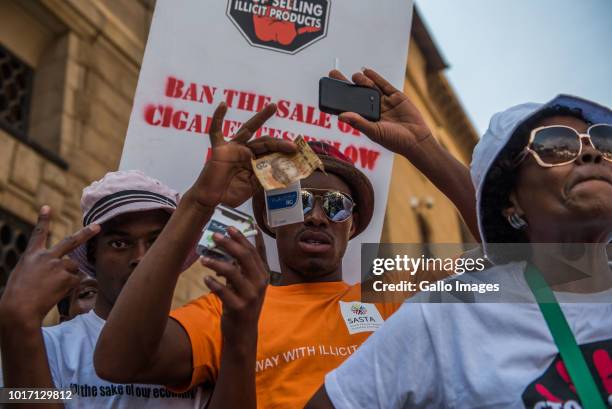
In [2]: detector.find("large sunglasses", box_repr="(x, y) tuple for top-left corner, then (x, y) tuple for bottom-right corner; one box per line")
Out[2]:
(301, 189), (355, 222)
(514, 123), (612, 167)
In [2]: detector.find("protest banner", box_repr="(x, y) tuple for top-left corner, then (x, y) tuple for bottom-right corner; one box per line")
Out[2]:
(120, 0), (414, 283)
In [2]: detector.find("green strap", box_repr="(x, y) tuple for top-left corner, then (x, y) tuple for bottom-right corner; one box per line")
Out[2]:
(524, 265), (606, 409)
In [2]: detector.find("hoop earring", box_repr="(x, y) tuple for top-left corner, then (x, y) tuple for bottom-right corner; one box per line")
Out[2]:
(507, 213), (527, 230)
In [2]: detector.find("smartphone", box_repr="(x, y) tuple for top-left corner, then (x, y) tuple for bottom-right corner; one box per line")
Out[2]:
(319, 77), (381, 122)
(196, 204), (257, 261)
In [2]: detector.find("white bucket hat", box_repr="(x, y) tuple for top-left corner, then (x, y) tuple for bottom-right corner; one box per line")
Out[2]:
(470, 94), (612, 263)
(70, 170), (197, 275)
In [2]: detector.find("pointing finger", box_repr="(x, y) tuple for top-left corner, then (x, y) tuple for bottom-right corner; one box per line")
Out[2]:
(50, 224), (101, 258)
(26, 206), (52, 252)
(233, 103), (278, 144)
(209, 102), (228, 147)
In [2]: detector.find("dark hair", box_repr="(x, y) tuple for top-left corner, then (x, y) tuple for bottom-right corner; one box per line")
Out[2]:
(481, 105), (590, 262)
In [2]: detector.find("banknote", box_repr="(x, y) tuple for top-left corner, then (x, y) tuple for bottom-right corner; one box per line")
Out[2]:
(252, 136), (325, 190)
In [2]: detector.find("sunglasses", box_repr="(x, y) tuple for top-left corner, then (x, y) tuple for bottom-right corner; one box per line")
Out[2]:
(301, 189), (355, 222)
(515, 123), (612, 167)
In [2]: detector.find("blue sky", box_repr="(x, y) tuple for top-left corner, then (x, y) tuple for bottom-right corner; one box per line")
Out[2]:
(417, 0), (612, 135)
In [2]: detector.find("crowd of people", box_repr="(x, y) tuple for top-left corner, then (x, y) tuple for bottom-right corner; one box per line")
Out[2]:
(0, 67), (610, 409)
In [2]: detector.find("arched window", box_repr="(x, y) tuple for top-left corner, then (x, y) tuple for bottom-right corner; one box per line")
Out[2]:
(0, 45), (33, 140)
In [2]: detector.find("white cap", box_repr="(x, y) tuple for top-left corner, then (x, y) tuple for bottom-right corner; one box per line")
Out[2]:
(70, 170), (196, 275)
(470, 95), (612, 263)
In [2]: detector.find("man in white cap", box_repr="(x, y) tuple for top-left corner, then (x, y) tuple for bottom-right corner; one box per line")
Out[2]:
(0, 170), (211, 408)
(0, 103), (295, 408)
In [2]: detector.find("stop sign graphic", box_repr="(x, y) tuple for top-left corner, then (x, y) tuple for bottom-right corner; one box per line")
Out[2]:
(227, 0), (330, 54)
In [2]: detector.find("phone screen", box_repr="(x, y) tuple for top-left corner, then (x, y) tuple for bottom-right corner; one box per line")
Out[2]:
(319, 77), (380, 121)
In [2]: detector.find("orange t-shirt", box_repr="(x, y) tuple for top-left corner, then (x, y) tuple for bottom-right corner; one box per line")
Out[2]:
(170, 281), (402, 408)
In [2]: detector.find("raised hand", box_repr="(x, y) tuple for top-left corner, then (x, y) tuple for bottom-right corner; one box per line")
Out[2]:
(189, 102), (296, 209)
(329, 68), (480, 241)
(0, 206), (100, 324)
(201, 227), (268, 337)
(200, 228), (269, 409)
(329, 68), (432, 155)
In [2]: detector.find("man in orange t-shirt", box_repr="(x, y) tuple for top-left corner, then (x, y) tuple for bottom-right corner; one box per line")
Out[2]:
(95, 69), (476, 409)
(169, 140), (403, 408)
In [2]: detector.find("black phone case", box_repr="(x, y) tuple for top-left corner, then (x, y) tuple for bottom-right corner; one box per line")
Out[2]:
(318, 78), (381, 122)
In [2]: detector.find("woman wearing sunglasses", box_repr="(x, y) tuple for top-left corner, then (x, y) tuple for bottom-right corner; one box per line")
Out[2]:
(307, 95), (612, 409)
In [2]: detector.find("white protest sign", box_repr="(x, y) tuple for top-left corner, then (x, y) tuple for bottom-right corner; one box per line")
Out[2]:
(120, 0), (414, 283)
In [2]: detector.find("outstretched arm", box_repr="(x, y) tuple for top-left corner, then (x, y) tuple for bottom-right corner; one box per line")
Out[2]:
(94, 102), (295, 388)
(0, 206), (100, 408)
(202, 227), (269, 409)
(329, 69), (479, 241)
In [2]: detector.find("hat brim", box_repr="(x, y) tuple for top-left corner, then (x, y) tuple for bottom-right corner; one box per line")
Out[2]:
(252, 156), (375, 239)
(69, 203), (198, 276)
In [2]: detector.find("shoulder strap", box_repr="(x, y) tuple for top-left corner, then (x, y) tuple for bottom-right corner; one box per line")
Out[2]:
(524, 264), (606, 409)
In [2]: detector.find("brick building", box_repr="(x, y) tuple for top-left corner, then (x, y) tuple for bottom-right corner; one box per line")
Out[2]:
(0, 1), (478, 325)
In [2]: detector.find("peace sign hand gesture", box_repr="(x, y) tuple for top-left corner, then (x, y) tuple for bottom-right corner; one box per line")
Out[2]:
(189, 102), (297, 209)
(0, 206), (100, 324)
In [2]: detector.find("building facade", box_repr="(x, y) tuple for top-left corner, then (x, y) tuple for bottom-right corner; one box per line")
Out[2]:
(0, 0), (478, 325)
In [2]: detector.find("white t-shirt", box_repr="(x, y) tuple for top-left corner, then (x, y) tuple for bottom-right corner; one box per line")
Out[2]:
(325, 262), (612, 409)
(38, 310), (208, 409)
